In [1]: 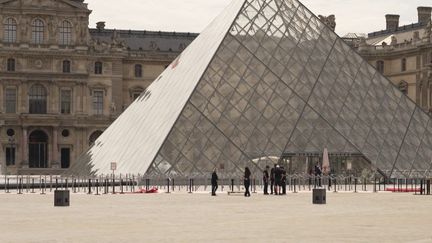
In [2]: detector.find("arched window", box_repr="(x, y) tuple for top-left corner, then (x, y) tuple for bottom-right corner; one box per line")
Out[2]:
(63, 60), (71, 73)
(401, 58), (407, 72)
(29, 84), (47, 114)
(3, 18), (17, 43)
(134, 64), (142, 78)
(376, 60), (384, 74)
(94, 61), (103, 74)
(89, 130), (103, 146)
(28, 130), (48, 168)
(59, 20), (72, 45)
(31, 19), (44, 44)
(7, 58), (15, 72)
(398, 81), (408, 96)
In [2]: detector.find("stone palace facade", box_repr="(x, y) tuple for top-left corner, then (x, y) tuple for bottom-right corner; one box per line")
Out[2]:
(0, 0), (196, 174)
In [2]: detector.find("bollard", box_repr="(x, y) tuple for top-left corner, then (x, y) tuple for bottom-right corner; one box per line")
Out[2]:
(96, 179), (99, 195)
(18, 177), (22, 194)
(427, 180), (431, 195)
(231, 179), (235, 192)
(88, 179), (92, 194)
(188, 179), (193, 193)
(252, 178), (256, 193)
(31, 178), (35, 193)
(373, 177), (377, 193)
(39, 178), (43, 194)
(354, 178), (357, 193)
(333, 177), (337, 193)
(112, 177), (116, 194)
(364, 178), (367, 191)
(420, 179), (424, 195)
(293, 178), (297, 193)
(6, 178), (10, 193)
(166, 178), (170, 193)
(405, 179), (408, 191)
(105, 179), (109, 194)
(26, 176), (29, 193)
(120, 179), (124, 194)
(172, 179), (175, 192)
(73, 179), (76, 193)
(41, 179), (46, 195)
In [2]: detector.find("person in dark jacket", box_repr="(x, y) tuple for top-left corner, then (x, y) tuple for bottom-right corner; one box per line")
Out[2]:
(281, 166), (287, 195)
(263, 165), (270, 195)
(244, 167), (251, 197)
(314, 163), (322, 187)
(211, 168), (218, 196)
(270, 164), (276, 194)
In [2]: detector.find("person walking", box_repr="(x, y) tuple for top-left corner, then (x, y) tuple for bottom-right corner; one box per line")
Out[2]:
(314, 163), (322, 187)
(281, 166), (287, 195)
(244, 167), (251, 197)
(211, 168), (218, 196)
(263, 165), (270, 195)
(270, 164), (276, 194)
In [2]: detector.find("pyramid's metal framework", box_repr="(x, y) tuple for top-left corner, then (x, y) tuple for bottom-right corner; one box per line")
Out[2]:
(68, 0), (432, 178)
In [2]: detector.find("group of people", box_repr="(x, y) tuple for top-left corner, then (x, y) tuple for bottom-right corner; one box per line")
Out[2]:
(211, 167), (252, 197)
(211, 165), (287, 197)
(263, 164), (287, 195)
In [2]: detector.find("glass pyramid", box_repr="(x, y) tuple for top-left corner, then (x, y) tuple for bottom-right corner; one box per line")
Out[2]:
(68, 0), (432, 178)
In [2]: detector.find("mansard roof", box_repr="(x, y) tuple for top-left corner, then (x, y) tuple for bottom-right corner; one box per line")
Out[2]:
(89, 28), (198, 52)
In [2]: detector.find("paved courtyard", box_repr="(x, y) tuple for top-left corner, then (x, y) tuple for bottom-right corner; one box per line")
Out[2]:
(0, 191), (431, 243)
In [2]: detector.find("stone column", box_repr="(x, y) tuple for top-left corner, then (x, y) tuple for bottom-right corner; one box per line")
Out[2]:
(82, 84), (88, 114)
(21, 127), (28, 168)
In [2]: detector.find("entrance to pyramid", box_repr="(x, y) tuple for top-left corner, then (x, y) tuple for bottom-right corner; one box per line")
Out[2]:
(279, 153), (372, 176)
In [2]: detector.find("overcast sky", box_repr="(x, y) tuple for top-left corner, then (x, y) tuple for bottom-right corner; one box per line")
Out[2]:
(87, 0), (431, 36)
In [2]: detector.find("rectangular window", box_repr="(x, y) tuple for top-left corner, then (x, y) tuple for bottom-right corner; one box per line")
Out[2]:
(60, 90), (71, 114)
(4, 18), (17, 43)
(32, 20), (44, 44)
(93, 90), (104, 115)
(6, 147), (15, 166)
(5, 88), (16, 113)
(61, 148), (70, 168)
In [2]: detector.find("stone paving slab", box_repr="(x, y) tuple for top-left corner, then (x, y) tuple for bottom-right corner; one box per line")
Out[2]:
(0, 192), (431, 243)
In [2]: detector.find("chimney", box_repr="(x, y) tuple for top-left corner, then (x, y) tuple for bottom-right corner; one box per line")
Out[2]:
(96, 21), (106, 30)
(418, 7), (432, 24)
(385, 14), (400, 31)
